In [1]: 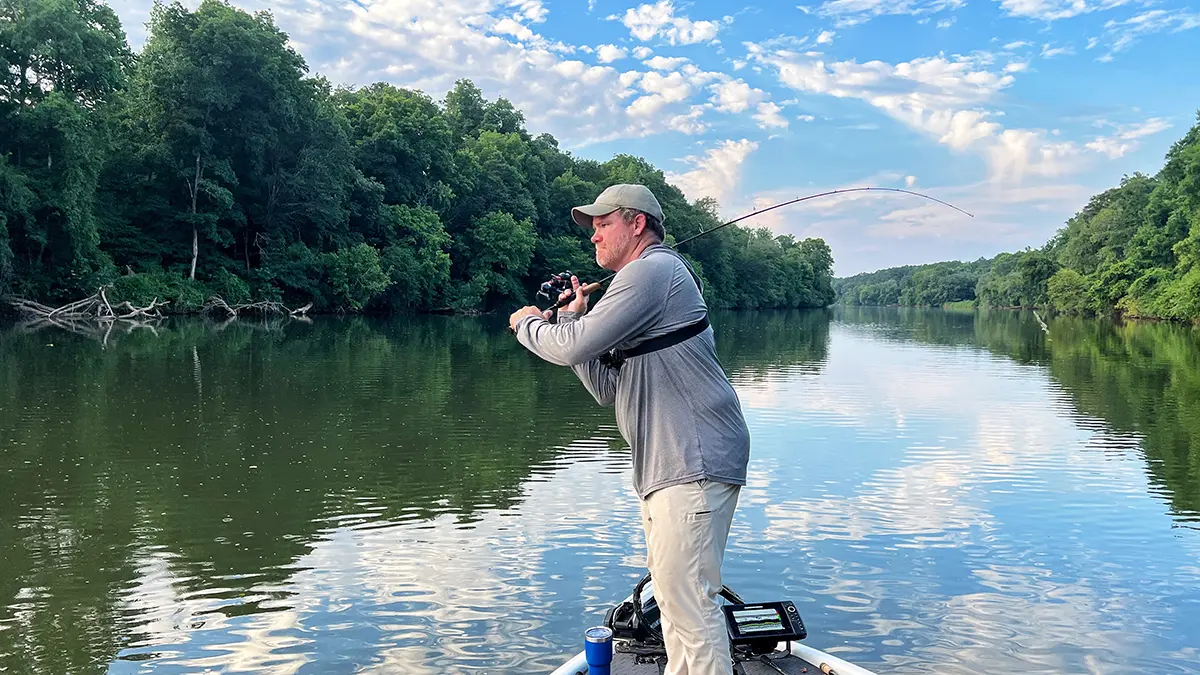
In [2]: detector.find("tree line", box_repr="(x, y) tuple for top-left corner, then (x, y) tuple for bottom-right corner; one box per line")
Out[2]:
(834, 114), (1200, 321)
(0, 0), (836, 314)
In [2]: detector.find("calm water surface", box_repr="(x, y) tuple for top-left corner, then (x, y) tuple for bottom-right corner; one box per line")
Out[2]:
(2, 307), (1198, 674)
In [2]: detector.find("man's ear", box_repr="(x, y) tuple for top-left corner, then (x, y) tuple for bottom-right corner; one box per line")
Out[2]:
(633, 213), (647, 236)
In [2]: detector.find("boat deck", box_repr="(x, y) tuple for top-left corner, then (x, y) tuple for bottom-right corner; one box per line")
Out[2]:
(603, 643), (823, 675)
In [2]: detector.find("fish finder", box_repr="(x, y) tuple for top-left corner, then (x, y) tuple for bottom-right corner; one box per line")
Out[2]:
(722, 601), (807, 654)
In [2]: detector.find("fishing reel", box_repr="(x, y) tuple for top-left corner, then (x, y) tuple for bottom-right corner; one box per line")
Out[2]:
(537, 271), (575, 305)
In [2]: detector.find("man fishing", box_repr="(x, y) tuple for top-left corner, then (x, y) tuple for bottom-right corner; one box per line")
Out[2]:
(508, 183), (751, 675)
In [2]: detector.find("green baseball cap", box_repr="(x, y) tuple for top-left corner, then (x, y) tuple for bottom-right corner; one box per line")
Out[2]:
(571, 183), (665, 228)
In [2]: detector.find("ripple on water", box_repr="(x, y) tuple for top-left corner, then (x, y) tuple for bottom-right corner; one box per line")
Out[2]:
(4, 313), (1200, 674)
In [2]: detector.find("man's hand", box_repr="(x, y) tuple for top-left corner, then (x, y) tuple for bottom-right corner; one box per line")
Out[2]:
(510, 276), (593, 332)
(558, 275), (591, 315)
(510, 305), (551, 331)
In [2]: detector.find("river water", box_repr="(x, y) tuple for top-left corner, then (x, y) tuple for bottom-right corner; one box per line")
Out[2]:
(1, 307), (1198, 674)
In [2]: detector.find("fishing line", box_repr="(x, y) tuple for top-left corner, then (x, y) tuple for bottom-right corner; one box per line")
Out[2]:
(541, 186), (974, 311)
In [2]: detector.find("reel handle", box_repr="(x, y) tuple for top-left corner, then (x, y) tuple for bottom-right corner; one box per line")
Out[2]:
(548, 282), (603, 311)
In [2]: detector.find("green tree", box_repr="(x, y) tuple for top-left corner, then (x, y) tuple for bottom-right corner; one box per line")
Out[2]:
(376, 205), (452, 311)
(0, 0), (131, 298)
(121, 0), (351, 283)
(326, 242), (389, 310)
(336, 83), (455, 210)
(443, 79), (488, 141)
(460, 210), (536, 309)
(1047, 268), (1089, 313)
(0, 3), (839, 315)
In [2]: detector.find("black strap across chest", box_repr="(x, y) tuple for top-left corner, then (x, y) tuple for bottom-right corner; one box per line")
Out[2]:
(600, 315), (709, 369)
(598, 246), (709, 370)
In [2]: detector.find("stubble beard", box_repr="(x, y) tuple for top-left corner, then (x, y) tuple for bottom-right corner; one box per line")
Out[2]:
(596, 231), (633, 271)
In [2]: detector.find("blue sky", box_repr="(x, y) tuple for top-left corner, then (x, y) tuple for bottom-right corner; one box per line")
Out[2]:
(109, 0), (1200, 276)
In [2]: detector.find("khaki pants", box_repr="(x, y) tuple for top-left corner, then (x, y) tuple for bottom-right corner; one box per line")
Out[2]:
(640, 479), (741, 675)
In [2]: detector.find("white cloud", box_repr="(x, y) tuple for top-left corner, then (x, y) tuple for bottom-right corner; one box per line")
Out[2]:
(643, 55), (690, 70)
(751, 47), (1095, 183)
(1004, 61), (1029, 73)
(666, 105), (710, 134)
(812, 0), (965, 26)
(817, 30), (836, 44)
(905, 175), (917, 187)
(1098, 9), (1200, 57)
(664, 139), (760, 206)
(512, 0), (548, 23)
(1086, 137), (1134, 159)
(493, 17), (535, 41)
(1119, 117), (1173, 139)
(1085, 117), (1172, 158)
(620, 0), (729, 45)
(797, 114), (816, 121)
(937, 17), (955, 27)
(632, 46), (653, 58)
(1040, 43), (1073, 58)
(710, 79), (764, 113)
(680, 63), (724, 87)
(998, 0), (1133, 21)
(595, 43), (627, 62)
(753, 101), (789, 129)
(626, 70), (693, 117)
(205, 0), (730, 148)
(987, 129), (1084, 182)
(1003, 40), (1031, 49)
(640, 70), (692, 100)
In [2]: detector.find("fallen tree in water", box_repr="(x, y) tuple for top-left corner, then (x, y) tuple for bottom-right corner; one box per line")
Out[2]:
(201, 296), (313, 318)
(3, 287), (170, 345)
(7, 287), (170, 321)
(5, 287), (312, 322)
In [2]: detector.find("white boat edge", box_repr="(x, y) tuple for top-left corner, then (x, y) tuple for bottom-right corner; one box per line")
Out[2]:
(549, 640), (881, 675)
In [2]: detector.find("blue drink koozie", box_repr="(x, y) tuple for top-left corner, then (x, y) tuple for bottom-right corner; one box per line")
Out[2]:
(584, 626), (613, 675)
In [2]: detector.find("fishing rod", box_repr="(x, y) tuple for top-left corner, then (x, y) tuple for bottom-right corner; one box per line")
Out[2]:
(537, 186), (974, 311)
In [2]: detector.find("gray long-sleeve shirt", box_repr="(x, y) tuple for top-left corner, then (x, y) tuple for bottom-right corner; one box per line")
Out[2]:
(514, 244), (750, 499)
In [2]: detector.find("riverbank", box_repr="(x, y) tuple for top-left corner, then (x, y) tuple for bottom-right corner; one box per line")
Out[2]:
(833, 301), (1200, 325)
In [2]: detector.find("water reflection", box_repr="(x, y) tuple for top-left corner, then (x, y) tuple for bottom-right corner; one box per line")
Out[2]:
(2, 307), (1199, 674)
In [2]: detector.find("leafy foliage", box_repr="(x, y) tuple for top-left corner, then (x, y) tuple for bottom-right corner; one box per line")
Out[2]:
(0, 0), (836, 312)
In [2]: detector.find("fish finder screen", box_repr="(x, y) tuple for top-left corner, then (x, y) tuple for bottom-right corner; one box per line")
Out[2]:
(723, 602), (807, 644)
(731, 607), (784, 633)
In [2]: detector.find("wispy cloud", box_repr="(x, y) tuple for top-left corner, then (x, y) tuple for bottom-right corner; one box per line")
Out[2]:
(1040, 43), (1074, 58)
(665, 139), (760, 206)
(997, 0), (1133, 21)
(1085, 117), (1173, 158)
(1095, 9), (1200, 59)
(811, 0), (965, 27)
(643, 55), (690, 70)
(747, 45), (1097, 183)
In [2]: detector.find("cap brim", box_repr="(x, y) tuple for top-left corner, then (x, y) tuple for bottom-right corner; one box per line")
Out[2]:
(571, 203), (619, 228)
